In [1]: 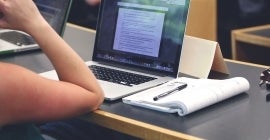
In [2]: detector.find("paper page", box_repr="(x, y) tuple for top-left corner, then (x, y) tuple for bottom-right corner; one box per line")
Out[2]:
(113, 7), (164, 57)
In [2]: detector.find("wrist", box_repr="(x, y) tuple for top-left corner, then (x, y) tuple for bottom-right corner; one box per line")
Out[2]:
(24, 17), (50, 37)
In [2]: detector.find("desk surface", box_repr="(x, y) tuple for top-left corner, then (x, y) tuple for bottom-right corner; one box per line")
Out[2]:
(1, 23), (270, 140)
(92, 61), (270, 140)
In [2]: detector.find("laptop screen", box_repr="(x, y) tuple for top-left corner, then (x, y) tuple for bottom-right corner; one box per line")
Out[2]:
(93, 0), (190, 77)
(34, 0), (72, 36)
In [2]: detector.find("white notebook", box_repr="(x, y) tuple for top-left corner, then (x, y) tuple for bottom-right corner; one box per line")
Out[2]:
(122, 77), (250, 116)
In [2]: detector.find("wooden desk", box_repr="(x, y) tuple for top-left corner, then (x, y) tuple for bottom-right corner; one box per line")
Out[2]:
(63, 24), (270, 140)
(2, 23), (270, 140)
(80, 60), (269, 140)
(231, 24), (270, 66)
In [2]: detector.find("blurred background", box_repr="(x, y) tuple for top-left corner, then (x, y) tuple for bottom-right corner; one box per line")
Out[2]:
(68, 0), (270, 64)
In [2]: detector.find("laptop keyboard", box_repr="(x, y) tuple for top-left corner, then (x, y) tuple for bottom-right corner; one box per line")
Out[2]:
(0, 31), (36, 46)
(89, 65), (157, 86)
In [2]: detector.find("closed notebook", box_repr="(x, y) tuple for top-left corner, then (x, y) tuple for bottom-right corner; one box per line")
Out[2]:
(122, 77), (250, 116)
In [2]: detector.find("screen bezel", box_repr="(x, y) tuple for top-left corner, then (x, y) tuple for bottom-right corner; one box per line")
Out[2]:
(93, 0), (190, 77)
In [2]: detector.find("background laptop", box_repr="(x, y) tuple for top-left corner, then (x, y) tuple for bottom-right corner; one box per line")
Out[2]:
(40, 0), (190, 101)
(0, 0), (72, 55)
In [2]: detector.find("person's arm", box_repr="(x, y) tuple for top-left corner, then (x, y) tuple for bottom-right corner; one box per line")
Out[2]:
(0, 0), (104, 126)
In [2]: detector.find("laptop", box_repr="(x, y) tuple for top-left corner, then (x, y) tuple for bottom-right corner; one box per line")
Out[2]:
(40, 0), (190, 101)
(0, 0), (72, 55)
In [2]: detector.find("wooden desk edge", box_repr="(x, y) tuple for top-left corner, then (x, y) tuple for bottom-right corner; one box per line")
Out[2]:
(81, 110), (203, 140)
(232, 30), (270, 48)
(231, 25), (270, 60)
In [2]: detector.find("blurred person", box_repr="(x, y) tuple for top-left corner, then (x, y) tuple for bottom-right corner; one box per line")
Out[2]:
(85, 0), (101, 6)
(68, 0), (101, 29)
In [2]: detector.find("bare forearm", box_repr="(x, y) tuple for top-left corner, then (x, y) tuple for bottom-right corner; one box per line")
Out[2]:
(29, 22), (103, 95)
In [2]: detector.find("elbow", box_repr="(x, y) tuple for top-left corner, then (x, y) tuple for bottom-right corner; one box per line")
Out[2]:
(91, 90), (105, 111)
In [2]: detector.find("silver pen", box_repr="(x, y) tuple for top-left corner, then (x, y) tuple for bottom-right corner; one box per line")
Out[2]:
(153, 83), (187, 101)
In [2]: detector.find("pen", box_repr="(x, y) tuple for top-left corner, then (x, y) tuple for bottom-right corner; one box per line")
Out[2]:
(153, 83), (187, 101)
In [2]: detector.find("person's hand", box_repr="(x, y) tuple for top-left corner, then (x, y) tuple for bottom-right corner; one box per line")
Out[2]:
(85, 0), (101, 6)
(0, 0), (46, 33)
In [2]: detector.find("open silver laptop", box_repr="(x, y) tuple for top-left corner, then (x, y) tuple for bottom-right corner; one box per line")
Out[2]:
(40, 0), (190, 101)
(0, 0), (72, 55)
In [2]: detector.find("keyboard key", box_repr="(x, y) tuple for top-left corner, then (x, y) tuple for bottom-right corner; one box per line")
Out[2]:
(89, 65), (156, 86)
